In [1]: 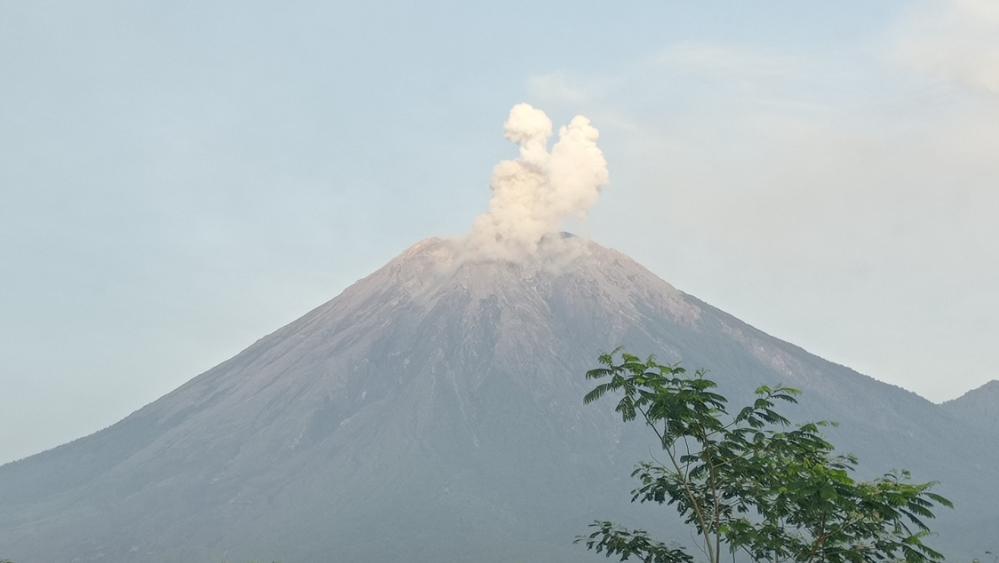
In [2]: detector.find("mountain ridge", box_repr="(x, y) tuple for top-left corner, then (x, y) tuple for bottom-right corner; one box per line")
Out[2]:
(942, 378), (999, 437)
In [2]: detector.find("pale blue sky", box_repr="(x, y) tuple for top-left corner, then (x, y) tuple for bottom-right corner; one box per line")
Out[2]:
(2, 0), (997, 463)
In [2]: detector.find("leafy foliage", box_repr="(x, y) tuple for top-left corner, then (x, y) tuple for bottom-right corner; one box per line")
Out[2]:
(578, 350), (952, 563)
(581, 522), (694, 563)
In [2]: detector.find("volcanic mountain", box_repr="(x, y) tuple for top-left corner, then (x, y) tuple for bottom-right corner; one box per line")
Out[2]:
(1, 236), (996, 562)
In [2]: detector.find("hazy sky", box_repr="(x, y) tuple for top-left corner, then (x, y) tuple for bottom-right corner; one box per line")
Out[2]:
(2, 0), (997, 464)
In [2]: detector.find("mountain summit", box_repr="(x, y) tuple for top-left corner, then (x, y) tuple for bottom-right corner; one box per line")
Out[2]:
(1, 237), (996, 562)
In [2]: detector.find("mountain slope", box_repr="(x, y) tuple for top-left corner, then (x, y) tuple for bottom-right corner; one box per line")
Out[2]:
(1, 237), (996, 562)
(943, 380), (999, 435)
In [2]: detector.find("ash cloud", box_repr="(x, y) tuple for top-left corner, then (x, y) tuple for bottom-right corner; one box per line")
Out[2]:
(466, 103), (609, 260)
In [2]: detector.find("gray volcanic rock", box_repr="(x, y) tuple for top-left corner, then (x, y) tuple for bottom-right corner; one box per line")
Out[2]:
(1, 237), (996, 562)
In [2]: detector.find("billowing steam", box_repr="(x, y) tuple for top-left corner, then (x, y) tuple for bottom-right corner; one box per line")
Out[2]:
(467, 103), (608, 259)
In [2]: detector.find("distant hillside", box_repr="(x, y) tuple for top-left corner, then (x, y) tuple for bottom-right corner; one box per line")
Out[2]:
(943, 380), (999, 435)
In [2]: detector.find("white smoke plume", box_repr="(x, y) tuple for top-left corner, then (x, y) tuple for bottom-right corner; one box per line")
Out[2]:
(467, 103), (609, 259)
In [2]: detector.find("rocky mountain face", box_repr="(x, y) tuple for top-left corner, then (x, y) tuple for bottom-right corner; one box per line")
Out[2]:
(1, 237), (996, 562)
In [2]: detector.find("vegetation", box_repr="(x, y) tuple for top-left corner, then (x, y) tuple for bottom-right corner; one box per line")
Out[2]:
(578, 350), (952, 562)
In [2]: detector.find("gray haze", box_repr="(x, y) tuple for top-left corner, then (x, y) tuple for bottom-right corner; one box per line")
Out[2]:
(1, 237), (995, 562)
(2, 0), (998, 465)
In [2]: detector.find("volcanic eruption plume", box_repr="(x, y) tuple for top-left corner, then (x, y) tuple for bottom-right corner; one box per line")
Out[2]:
(467, 103), (609, 259)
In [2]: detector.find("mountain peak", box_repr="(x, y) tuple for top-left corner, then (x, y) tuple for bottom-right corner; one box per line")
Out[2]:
(374, 235), (699, 327)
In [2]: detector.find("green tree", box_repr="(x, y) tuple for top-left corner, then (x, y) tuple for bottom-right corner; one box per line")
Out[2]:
(578, 350), (952, 563)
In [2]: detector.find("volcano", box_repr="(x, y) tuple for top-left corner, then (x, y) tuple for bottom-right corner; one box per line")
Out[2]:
(1, 236), (996, 562)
